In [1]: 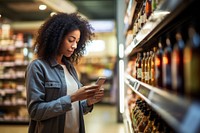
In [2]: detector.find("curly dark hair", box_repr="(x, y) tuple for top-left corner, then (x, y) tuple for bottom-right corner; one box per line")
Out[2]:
(34, 12), (94, 63)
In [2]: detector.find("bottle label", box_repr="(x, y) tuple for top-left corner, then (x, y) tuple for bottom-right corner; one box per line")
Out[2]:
(137, 68), (142, 78)
(145, 72), (149, 81)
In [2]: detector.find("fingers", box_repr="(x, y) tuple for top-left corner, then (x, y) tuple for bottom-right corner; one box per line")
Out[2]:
(94, 90), (104, 99)
(84, 85), (99, 90)
(86, 90), (96, 97)
(99, 88), (104, 91)
(77, 85), (103, 100)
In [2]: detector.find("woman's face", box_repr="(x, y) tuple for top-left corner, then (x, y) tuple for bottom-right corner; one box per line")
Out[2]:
(60, 29), (80, 57)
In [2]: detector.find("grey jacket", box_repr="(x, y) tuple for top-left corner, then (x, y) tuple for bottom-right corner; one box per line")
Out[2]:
(25, 56), (93, 133)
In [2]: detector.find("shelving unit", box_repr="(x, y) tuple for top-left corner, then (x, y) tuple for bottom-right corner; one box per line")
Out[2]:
(125, 73), (200, 133)
(125, 0), (194, 57)
(77, 56), (116, 104)
(123, 0), (200, 133)
(0, 24), (34, 124)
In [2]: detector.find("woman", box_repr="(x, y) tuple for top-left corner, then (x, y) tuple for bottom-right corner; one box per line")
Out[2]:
(25, 12), (104, 133)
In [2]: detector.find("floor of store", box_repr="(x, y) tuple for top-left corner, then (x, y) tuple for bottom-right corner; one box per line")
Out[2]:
(0, 104), (125, 133)
(84, 104), (125, 133)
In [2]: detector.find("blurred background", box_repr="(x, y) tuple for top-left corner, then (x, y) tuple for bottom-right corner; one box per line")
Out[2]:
(0, 0), (200, 133)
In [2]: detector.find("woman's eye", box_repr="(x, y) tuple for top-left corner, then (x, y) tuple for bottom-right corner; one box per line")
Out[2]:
(68, 39), (74, 43)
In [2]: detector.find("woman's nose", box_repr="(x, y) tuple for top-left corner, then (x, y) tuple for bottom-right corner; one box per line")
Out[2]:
(72, 43), (77, 49)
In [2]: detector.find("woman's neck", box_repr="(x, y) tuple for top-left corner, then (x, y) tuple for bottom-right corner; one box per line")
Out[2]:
(56, 55), (64, 65)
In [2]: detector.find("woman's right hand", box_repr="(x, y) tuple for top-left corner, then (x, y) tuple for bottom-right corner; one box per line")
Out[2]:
(70, 85), (99, 102)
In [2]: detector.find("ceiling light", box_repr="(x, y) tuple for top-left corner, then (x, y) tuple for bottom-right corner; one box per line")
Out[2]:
(39, 4), (47, 10)
(39, 0), (77, 13)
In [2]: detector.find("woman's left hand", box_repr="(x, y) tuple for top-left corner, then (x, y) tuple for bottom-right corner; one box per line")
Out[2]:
(87, 88), (104, 106)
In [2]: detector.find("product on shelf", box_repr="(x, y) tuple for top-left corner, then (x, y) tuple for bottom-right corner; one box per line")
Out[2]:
(171, 30), (185, 95)
(136, 52), (142, 81)
(124, 1), (200, 133)
(145, 52), (150, 84)
(150, 47), (157, 86)
(129, 97), (175, 133)
(147, 51), (152, 85)
(162, 36), (172, 90)
(184, 23), (200, 99)
(141, 52), (146, 82)
(155, 41), (163, 88)
(0, 25), (33, 124)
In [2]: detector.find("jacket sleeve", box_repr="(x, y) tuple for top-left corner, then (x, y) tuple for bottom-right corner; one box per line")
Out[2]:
(81, 100), (93, 114)
(25, 61), (72, 121)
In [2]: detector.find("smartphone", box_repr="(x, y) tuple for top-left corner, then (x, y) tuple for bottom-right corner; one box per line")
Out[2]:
(95, 76), (106, 89)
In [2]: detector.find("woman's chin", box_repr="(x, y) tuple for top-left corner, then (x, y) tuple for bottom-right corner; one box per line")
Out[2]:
(65, 53), (72, 57)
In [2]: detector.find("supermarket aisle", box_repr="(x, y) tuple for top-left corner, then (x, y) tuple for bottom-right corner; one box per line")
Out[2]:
(84, 104), (125, 133)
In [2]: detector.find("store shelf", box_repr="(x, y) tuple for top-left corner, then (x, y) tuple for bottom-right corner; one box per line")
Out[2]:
(123, 97), (134, 133)
(123, 0), (200, 132)
(0, 27), (32, 125)
(125, 0), (193, 56)
(125, 74), (200, 133)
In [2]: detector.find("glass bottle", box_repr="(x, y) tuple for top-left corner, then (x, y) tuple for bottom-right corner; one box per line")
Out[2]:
(151, 0), (158, 12)
(136, 107), (146, 126)
(131, 57), (137, 78)
(144, 112), (156, 133)
(135, 53), (140, 79)
(131, 99), (142, 130)
(151, 47), (157, 86)
(152, 117), (161, 133)
(141, 0), (146, 28)
(155, 41), (163, 88)
(148, 51), (153, 85)
(184, 24), (200, 99)
(145, 0), (152, 19)
(145, 52), (150, 84)
(136, 53), (142, 81)
(150, 47), (157, 86)
(142, 52), (146, 82)
(137, 1), (144, 30)
(171, 31), (185, 95)
(137, 110), (150, 132)
(162, 37), (172, 90)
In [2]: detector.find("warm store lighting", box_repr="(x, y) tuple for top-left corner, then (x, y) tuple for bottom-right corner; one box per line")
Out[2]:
(39, 0), (77, 13)
(84, 40), (105, 55)
(119, 59), (125, 113)
(163, 56), (168, 64)
(119, 43), (124, 58)
(156, 57), (161, 66)
(39, 4), (47, 10)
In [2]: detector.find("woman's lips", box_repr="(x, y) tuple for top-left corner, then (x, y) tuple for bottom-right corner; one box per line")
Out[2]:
(68, 50), (74, 54)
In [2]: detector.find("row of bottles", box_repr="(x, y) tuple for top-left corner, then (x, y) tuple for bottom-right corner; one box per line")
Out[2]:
(127, 20), (200, 99)
(125, 0), (163, 47)
(125, 1), (200, 133)
(127, 94), (174, 133)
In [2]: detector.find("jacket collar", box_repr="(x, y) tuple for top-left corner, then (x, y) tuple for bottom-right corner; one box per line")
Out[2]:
(48, 56), (72, 68)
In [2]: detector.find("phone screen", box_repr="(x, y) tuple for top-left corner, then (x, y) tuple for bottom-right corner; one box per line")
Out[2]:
(96, 77), (106, 88)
